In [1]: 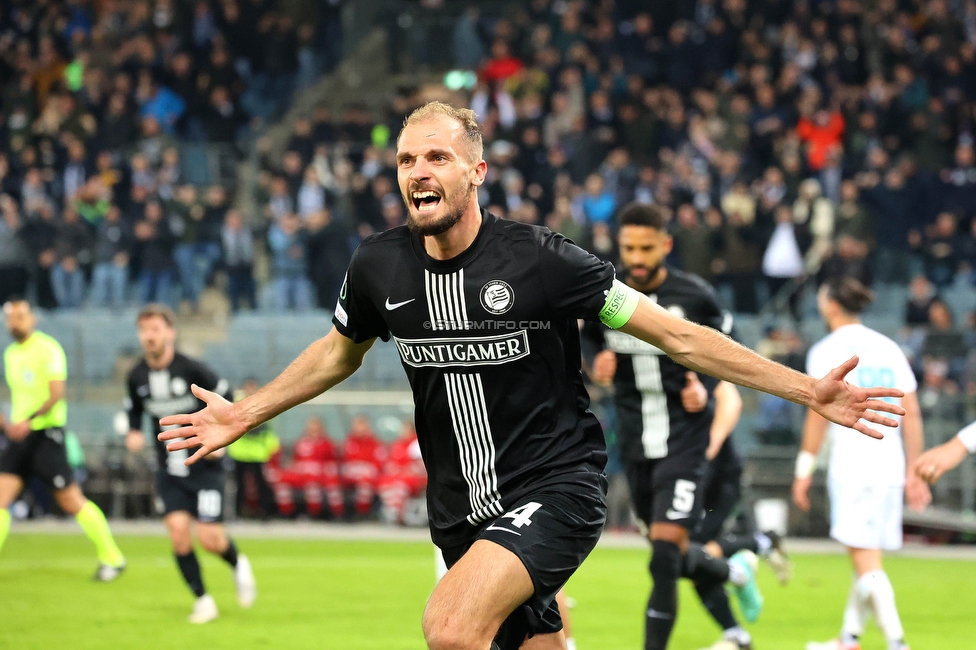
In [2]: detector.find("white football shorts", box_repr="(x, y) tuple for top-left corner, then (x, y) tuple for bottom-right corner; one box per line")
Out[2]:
(828, 480), (904, 551)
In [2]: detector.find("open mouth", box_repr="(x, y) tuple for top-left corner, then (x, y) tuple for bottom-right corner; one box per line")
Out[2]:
(411, 190), (442, 213)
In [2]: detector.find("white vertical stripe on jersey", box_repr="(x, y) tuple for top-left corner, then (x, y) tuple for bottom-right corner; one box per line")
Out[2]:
(444, 372), (502, 524)
(457, 268), (469, 325)
(633, 354), (669, 459)
(425, 270), (439, 328)
(425, 270), (470, 330)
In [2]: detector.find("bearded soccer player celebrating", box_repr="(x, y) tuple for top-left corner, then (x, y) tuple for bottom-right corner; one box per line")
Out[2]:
(158, 102), (906, 650)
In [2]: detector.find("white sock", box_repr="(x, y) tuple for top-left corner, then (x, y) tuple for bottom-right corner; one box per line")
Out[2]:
(565, 638), (576, 650)
(840, 578), (867, 641)
(857, 570), (905, 646)
(723, 626), (752, 645)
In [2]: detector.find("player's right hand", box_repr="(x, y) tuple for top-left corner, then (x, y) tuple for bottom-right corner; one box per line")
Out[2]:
(157, 384), (248, 466)
(792, 476), (812, 512)
(681, 371), (708, 413)
(125, 430), (146, 453)
(591, 350), (617, 385)
(912, 437), (970, 485)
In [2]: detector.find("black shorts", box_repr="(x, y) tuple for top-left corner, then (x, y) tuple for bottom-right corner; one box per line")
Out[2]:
(157, 469), (226, 523)
(0, 428), (75, 491)
(691, 465), (743, 544)
(625, 449), (708, 529)
(440, 473), (608, 649)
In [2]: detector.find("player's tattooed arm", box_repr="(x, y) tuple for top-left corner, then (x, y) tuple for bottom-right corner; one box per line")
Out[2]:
(613, 288), (905, 438)
(158, 328), (376, 466)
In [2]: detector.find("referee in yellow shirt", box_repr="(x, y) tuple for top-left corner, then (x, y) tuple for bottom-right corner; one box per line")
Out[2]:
(0, 298), (126, 581)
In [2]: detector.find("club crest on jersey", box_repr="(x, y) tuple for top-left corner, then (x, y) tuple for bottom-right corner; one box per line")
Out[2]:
(480, 280), (515, 315)
(171, 377), (188, 395)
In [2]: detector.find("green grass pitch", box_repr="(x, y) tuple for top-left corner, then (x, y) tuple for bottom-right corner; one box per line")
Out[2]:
(0, 533), (972, 649)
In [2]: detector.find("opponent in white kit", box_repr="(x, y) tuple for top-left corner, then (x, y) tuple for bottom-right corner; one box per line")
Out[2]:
(793, 277), (930, 650)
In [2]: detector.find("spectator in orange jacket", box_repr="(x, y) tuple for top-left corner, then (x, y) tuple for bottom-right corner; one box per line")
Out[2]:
(797, 109), (845, 171)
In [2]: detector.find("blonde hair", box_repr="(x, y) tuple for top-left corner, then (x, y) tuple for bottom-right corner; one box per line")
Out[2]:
(399, 101), (484, 162)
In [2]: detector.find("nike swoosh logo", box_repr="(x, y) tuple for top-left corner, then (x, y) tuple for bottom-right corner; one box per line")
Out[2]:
(646, 609), (674, 620)
(665, 509), (689, 520)
(385, 297), (416, 310)
(485, 525), (522, 536)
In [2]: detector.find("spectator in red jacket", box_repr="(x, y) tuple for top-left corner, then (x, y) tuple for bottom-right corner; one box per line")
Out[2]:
(797, 108), (845, 171)
(341, 415), (387, 517)
(479, 40), (525, 86)
(274, 416), (343, 518)
(378, 421), (427, 525)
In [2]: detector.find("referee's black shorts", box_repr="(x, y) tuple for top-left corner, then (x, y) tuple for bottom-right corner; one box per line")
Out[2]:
(440, 471), (608, 649)
(0, 427), (75, 491)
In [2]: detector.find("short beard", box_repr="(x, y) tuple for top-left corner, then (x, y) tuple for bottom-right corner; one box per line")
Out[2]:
(406, 182), (470, 237)
(627, 263), (662, 289)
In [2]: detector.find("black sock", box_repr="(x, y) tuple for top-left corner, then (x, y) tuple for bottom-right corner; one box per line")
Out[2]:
(695, 577), (740, 630)
(717, 533), (759, 558)
(646, 540), (682, 650)
(175, 551), (206, 598)
(683, 543), (730, 583)
(220, 538), (239, 568)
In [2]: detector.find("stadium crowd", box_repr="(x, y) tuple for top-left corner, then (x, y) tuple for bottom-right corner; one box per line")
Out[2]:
(0, 0), (344, 312)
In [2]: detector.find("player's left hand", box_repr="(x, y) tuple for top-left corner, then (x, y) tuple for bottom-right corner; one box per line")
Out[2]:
(912, 438), (970, 485)
(5, 421), (30, 442)
(904, 473), (931, 512)
(810, 355), (905, 439)
(680, 371), (708, 413)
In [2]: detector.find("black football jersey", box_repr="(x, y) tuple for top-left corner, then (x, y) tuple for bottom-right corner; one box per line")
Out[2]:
(583, 268), (732, 464)
(333, 209), (615, 546)
(126, 352), (231, 479)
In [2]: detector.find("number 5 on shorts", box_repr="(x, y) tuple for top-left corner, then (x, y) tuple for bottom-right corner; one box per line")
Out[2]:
(672, 480), (696, 514)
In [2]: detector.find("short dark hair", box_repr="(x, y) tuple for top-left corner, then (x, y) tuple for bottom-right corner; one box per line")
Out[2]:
(823, 276), (874, 314)
(137, 303), (176, 327)
(617, 202), (666, 230)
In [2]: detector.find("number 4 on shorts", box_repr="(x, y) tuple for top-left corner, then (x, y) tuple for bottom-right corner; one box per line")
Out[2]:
(501, 502), (543, 528)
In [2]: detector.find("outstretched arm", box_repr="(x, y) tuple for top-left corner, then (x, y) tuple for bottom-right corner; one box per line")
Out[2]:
(617, 294), (905, 437)
(159, 328), (375, 465)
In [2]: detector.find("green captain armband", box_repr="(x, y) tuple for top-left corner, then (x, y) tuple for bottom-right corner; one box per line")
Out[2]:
(599, 279), (640, 329)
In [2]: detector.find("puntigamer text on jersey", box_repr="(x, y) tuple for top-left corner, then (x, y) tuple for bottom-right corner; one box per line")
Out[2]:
(394, 331), (531, 368)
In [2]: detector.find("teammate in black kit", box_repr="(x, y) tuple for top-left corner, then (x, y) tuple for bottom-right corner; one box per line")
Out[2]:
(125, 304), (256, 623)
(157, 102), (906, 650)
(585, 204), (763, 650)
(683, 372), (791, 589)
